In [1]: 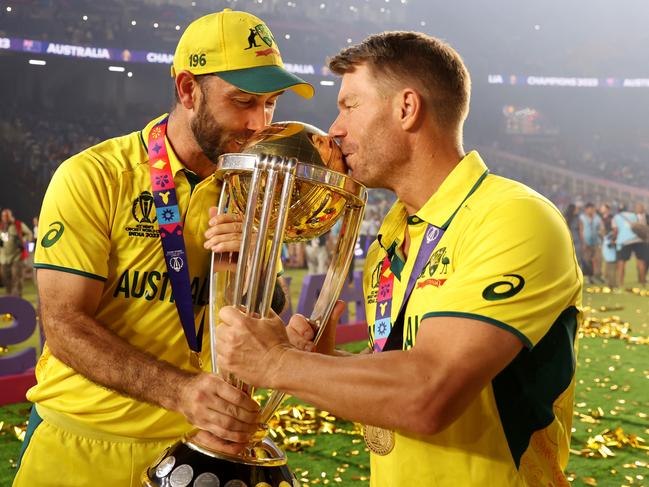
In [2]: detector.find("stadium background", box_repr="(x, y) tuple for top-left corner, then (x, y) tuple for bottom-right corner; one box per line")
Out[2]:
(1, 1), (648, 486)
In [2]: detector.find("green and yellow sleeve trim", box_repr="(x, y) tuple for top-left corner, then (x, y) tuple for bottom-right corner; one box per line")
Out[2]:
(422, 311), (533, 349)
(33, 263), (107, 282)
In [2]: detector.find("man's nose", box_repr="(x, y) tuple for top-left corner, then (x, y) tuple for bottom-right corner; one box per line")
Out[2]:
(247, 105), (268, 131)
(328, 114), (346, 139)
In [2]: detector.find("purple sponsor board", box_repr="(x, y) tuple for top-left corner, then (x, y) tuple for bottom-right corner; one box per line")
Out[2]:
(1, 36), (323, 76)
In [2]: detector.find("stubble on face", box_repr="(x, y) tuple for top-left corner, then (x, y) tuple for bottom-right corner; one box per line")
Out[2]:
(190, 82), (252, 163)
(349, 99), (404, 190)
(337, 66), (407, 191)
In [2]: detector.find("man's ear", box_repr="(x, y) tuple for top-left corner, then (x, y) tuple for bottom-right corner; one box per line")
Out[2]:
(175, 71), (200, 110)
(397, 88), (424, 131)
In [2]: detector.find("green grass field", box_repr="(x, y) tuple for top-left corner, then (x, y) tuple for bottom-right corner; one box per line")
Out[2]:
(1, 264), (648, 486)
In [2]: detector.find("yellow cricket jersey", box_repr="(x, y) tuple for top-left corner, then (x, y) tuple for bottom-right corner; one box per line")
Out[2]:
(363, 151), (582, 486)
(30, 114), (219, 440)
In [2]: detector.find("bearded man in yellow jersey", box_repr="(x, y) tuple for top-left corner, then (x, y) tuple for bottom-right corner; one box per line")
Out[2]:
(14, 9), (314, 486)
(213, 32), (582, 486)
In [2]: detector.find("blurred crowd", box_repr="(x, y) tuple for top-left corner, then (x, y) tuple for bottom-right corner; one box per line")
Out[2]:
(284, 190), (394, 275)
(0, 208), (36, 297)
(497, 137), (649, 191)
(1, 0), (402, 65)
(0, 105), (153, 209)
(563, 201), (648, 288)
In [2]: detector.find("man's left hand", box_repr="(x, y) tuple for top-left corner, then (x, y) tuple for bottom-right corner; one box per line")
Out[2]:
(215, 306), (290, 388)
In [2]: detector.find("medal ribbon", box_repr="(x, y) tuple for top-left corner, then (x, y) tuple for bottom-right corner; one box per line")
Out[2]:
(373, 224), (443, 352)
(372, 169), (489, 352)
(147, 117), (203, 354)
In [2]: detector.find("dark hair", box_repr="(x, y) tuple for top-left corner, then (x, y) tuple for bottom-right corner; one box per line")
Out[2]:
(327, 31), (471, 132)
(584, 202), (595, 209)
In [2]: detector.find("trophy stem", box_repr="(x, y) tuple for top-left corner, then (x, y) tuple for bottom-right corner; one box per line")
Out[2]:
(233, 159), (264, 307)
(209, 179), (231, 374)
(244, 163), (278, 315)
(258, 202), (366, 424)
(260, 158), (297, 316)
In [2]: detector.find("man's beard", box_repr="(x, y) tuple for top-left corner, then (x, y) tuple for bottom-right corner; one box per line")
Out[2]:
(190, 94), (251, 163)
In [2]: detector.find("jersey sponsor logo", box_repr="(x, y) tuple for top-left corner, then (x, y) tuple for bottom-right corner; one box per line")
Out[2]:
(113, 269), (209, 305)
(370, 260), (383, 289)
(482, 274), (525, 301)
(132, 191), (157, 223)
(416, 278), (447, 289)
(41, 221), (64, 248)
(126, 191), (159, 239)
(417, 247), (449, 279)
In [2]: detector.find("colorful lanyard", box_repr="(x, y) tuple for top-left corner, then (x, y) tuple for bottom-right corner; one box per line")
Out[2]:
(147, 117), (203, 363)
(373, 170), (489, 352)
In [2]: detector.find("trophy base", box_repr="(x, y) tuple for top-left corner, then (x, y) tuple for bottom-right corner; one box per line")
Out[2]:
(142, 437), (297, 487)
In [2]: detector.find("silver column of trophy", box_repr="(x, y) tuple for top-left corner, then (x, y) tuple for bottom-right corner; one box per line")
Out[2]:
(143, 122), (367, 487)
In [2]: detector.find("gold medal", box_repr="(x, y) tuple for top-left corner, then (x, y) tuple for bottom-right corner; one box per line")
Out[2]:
(363, 424), (395, 456)
(189, 351), (203, 369)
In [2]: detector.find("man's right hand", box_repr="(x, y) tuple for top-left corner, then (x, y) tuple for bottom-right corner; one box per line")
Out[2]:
(177, 373), (261, 455)
(37, 269), (262, 455)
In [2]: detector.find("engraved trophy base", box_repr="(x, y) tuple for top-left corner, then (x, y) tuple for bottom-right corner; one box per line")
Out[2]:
(142, 436), (297, 487)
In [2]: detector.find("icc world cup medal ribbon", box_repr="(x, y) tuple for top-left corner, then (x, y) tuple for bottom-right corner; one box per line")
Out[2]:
(362, 170), (488, 455)
(364, 223), (446, 455)
(148, 117), (204, 370)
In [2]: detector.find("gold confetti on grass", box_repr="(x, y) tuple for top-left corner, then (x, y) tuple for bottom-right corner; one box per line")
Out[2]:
(0, 420), (28, 442)
(579, 313), (649, 345)
(585, 286), (649, 297)
(253, 394), (362, 456)
(571, 427), (649, 458)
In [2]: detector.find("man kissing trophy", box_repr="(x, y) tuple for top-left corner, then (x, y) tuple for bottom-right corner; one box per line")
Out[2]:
(143, 122), (367, 487)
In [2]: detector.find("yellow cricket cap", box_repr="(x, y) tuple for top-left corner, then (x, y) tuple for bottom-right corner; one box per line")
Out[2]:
(171, 9), (314, 99)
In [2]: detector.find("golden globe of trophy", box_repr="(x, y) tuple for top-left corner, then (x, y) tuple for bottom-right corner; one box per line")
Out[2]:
(142, 122), (367, 487)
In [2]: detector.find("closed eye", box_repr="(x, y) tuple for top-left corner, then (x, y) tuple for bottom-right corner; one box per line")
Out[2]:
(233, 98), (254, 107)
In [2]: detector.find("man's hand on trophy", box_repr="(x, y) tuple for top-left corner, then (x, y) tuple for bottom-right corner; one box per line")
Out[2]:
(215, 306), (291, 388)
(204, 207), (244, 271)
(177, 372), (261, 455)
(286, 300), (346, 355)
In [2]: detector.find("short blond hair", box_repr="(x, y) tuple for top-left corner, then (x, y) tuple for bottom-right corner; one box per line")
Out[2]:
(328, 31), (471, 132)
